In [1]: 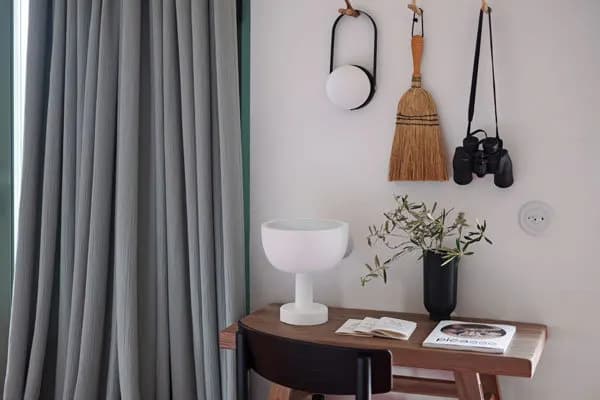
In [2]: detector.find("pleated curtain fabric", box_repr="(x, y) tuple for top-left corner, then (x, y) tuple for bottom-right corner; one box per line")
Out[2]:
(3, 0), (245, 399)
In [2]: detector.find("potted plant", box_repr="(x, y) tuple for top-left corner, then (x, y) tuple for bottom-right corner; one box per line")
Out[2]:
(361, 195), (492, 321)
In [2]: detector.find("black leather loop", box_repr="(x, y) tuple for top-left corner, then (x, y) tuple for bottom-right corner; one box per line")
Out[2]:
(329, 11), (378, 84)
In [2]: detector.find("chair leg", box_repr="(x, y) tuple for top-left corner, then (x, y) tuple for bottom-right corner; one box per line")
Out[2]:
(356, 356), (372, 400)
(236, 330), (249, 400)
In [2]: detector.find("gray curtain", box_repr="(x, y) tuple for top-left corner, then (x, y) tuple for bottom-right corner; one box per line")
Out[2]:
(3, 0), (245, 399)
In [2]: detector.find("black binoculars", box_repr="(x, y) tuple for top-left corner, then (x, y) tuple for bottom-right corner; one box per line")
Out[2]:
(454, 9), (514, 189)
(452, 130), (513, 188)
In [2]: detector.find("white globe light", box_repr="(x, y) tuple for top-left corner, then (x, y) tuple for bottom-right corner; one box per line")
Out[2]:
(326, 65), (372, 110)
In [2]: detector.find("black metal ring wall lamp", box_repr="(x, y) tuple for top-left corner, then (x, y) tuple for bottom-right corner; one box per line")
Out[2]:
(326, 0), (378, 111)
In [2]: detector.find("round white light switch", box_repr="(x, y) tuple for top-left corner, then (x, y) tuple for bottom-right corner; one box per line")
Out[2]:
(519, 201), (553, 236)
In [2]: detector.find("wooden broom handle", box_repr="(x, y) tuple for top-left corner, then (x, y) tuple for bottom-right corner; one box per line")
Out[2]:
(411, 35), (424, 82)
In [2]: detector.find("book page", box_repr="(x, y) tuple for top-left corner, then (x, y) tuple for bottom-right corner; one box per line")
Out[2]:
(354, 317), (379, 335)
(335, 317), (418, 340)
(335, 319), (373, 337)
(372, 317), (417, 340)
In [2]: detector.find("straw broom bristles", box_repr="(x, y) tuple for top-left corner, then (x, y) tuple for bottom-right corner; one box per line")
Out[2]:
(388, 36), (448, 181)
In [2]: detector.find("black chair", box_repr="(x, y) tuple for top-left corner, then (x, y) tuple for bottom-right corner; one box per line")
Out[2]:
(236, 322), (393, 400)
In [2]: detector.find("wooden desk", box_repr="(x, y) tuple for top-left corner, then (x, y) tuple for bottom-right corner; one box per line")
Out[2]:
(220, 304), (547, 400)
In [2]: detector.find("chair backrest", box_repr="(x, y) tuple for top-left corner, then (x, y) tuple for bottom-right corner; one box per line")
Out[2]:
(237, 322), (393, 396)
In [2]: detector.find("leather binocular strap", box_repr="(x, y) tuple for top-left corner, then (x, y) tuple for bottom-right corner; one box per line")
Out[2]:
(329, 11), (378, 82)
(467, 9), (499, 139)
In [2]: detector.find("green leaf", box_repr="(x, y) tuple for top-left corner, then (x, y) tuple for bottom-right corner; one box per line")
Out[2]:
(383, 269), (388, 283)
(484, 237), (493, 245)
(441, 256), (455, 266)
(365, 263), (373, 271)
(374, 255), (380, 267)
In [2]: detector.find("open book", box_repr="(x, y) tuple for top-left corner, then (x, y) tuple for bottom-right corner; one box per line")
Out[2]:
(422, 320), (516, 354)
(335, 317), (417, 340)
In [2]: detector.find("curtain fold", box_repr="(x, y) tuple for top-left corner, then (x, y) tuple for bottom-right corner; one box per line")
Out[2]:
(3, 0), (245, 398)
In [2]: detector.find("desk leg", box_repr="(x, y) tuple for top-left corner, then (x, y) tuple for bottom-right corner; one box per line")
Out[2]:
(455, 371), (484, 400)
(268, 384), (311, 400)
(480, 374), (501, 400)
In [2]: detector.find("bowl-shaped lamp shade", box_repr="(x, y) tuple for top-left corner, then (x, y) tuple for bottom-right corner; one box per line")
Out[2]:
(261, 219), (350, 326)
(262, 219), (349, 273)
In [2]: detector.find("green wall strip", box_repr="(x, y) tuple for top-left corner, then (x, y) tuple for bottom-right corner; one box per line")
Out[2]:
(238, 0), (251, 314)
(0, 0), (14, 391)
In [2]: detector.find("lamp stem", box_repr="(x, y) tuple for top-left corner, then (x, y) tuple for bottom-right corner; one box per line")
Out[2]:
(294, 273), (313, 308)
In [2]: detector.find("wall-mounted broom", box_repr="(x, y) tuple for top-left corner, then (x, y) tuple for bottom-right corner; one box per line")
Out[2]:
(388, 5), (448, 181)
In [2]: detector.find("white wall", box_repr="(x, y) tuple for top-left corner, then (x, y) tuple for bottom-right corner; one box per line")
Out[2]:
(250, 1), (600, 399)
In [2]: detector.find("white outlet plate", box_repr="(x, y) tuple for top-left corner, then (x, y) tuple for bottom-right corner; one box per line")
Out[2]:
(519, 201), (553, 236)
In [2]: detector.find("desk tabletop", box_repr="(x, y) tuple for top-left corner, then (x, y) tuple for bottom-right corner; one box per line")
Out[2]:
(220, 304), (547, 378)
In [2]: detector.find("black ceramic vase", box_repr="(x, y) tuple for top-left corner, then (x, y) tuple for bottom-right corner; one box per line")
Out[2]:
(423, 251), (458, 321)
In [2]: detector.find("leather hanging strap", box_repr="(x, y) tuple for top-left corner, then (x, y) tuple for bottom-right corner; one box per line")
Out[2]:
(466, 9), (499, 139)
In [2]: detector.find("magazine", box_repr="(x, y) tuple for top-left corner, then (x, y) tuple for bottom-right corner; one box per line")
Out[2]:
(422, 320), (516, 354)
(335, 317), (417, 340)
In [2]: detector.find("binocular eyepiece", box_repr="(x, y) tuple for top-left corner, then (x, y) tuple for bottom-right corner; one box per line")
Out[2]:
(453, 133), (513, 188)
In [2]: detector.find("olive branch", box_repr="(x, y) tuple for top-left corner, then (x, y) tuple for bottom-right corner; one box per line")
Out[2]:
(361, 195), (492, 286)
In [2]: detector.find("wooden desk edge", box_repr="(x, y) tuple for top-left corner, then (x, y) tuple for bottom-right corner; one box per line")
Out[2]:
(219, 311), (548, 379)
(219, 322), (238, 350)
(528, 325), (548, 378)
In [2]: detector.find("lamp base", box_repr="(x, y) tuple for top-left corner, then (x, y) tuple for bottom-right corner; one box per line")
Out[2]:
(280, 302), (328, 326)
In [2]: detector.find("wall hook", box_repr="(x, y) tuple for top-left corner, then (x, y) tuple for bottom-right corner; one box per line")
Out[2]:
(338, 0), (360, 17)
(408, 0), (423, 16)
